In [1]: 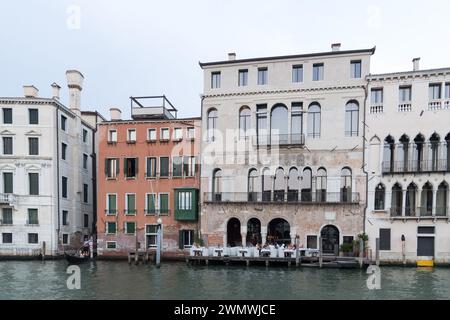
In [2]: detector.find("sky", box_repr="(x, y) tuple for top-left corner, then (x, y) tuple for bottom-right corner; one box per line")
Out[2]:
(1, 0), (449, 119)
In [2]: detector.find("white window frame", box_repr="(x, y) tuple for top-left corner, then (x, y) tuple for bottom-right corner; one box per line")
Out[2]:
(313, 63), (324, 81)
(145, 193), (157, 215)
(106, 241), (117, 249)
(211, 71), (221, 89)
(257, 67), (268, 85)
(173, 128), (183, 141)
(127, 129), (136, 142)
(187, 127), (195, 140)
(178, 191), (192, 210)
(106, 221), (117, 235)
(62, 233), (69, 245)
(124, 221), (136, 235)
(125, 193), (136, 216)
(106, 193), (117, 216)
(182, 230), (195, 248)
(184, 156), (196, 177)
(106, 158), (118, 179)
(292, 65), (303, 83)
(108, 129), (117, 143)
(148, 128), (157, 141)
(350, 60), (362, 79)
(146, 224), (159, 248)
(160, 128), (170, 141)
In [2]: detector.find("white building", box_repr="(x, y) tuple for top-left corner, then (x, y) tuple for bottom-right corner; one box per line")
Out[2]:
(0, 70), (102, 256)
(365, 59), (450, 264)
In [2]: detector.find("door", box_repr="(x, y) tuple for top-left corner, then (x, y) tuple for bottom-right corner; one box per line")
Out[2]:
(321, 225), (339, 255)
(417, 237), (434, 257)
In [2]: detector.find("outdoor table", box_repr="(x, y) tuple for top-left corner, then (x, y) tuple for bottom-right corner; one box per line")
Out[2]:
(193, 248), (203, 256)
(260, 249), (270, 257)
(238, 249), (248, 257)
(284, 249), (294, 257)
(214, 248), (224, 257)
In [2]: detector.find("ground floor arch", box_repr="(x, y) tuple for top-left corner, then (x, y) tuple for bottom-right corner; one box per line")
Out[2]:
(246, 218), (261, 245)
(227, 218), (242, 246)
(267, 218), (291, 245)
(321, 225), (340, 254)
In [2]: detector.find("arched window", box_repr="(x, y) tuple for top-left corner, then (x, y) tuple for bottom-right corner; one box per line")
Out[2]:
(406, 183), (417, 216)
(262, 167), (271, 202)
(207, 108), (218, 141)
(301, 167), (312, 202)
(287, 167), (299, 202)
(248, 169), (259, 202)
(436, 182), (448, 216)
(239, 106), (251, 140)
(391, 183), (403, 217)
(270, 104), (288, 145)
(307, 103), (321, 138)
(274, 168), (285, 202)
(374, 183), (385, 210)
(291, 103), (303, 144)
(429, 133), (440, 171)
(316, 168), (327, 202)
(345, 101), (359, 137)
(212, 169), (222, 201)
(383, 135), (395, 173)
(446, 133), (450, 171)
(340, 167), (352, 203)
(413, 134), (425, 172)
(420, 182), (433, 216)
(398, 134), (410, 172)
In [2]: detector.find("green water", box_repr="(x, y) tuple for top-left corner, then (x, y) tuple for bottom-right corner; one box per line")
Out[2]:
(0, 260), (448, 299)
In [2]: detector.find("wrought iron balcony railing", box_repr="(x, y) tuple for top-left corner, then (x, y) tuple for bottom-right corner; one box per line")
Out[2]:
(144, 209), (170, 216)
(382, 160), (450, 174)
(390, 207), (449, 218)
(253, 133), (305, 147)
(0, 194), (16, 206)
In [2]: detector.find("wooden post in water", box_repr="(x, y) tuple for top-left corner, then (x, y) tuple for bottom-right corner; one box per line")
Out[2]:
(318, 237), (323, 268)
(295, 235), (300, 267)
(401, 234), (406, 266)
(359, 238), (364, 268)
(375, 238), (380, 266)
(41, 241), (46, 261)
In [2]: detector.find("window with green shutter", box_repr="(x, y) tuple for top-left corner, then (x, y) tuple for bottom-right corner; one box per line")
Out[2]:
(28, 209), (39, 225)
(29, 137), (39, 155)
(2, 208), (13, 225)
(3, 137), (13, 155)
(172, 157), (182, 177)
(29, 109), (39, 125)
(125, 222), (136, 234)
(107, 222), (116, 234)
(29, 173), (39, 195)
(159, 193), (169, 215)
(3, 108), (12, 124)
(107, 194), (117, 215)
(3, 173), (13, 194)
(126, 194), (136, 215)
(146, 194), (156, 215)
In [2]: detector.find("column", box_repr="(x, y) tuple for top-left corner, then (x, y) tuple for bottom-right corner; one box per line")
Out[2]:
(432, 188), (437, 217)
(261, 226), (267, 245)
(241, 225), (247, 247)
(402, 189), (407, 216)
(223, 232), (227, 247)
(284, 175), (288, 202)
(386, 189), (392, 215)
(417, 188), (422, 217)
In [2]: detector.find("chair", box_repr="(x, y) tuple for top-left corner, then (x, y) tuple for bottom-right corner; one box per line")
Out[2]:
(189, 247), (195, 256)
(202, 247), (209, 257)
(244, 249), (252, 258)
(278, 248), (284, 258)
(270, 247), (277, 258)
(211, 247), (218, 257)
(223, 247), (230, 257)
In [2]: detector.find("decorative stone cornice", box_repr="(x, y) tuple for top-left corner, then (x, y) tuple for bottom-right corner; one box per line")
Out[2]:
(367, 68), (450, 82)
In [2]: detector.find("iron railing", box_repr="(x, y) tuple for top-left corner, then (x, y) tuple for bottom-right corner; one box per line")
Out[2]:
(0, 194), (15, 205)
(253, 133), (305, 147)
(382, 160), (450, 174)
(144, 209), (170, 216)
(390, 207), (449, 218)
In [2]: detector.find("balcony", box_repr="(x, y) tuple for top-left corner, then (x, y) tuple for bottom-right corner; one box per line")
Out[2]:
(144, 209), (170, 216)
(124, 209), (137, 216)
(382, 160), (450, 174)
(130, 96), (177, 120)
(203, 192), (360, 204)
(253, 133), (305, 147)
(390, 207), (449, 219)
(0, 194), (16, 206)
(104, 209), (117, 216)
(370, 105), (383, 114)
(428, 100), (442, 110)
(398, 103), (412, 112)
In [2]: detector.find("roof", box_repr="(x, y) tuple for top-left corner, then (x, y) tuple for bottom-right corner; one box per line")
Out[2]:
(367, 67), (450, 80)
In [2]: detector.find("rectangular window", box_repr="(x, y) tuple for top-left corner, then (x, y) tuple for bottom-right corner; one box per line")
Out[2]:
(29, 109), (39, 125)
(146, 194), (156, 214)
(107, 194), (117, 215)
(238, 69), (248, 86)
(379, 228), (391, 250)
(127, 129), (136, 142)
(148, 129), (156, 141)
(159, 193), (169, 214)
(108, 130), (117, 143)
(291, 103), (303, 142)
(177, 191), (192, 210)
(173, 128), (182, 140)
(187, 127), (195, 139)
(371, 88), (383, 104)
(256, 104), (267, 145)
(2, 108), (12, 124)
(61, 143), (67, 160)
(28, 233), (38, 244)
(105, 158), (119, 179)
(307, 235), (318, 249)
(211, 72), (221, 89)
(83, 154), (88, 169)
(2, 137), (12, 155)
(257, 67), (268, 85)
(124, 158), (138, 178)
(159, 157), (169, 177)
(62, 234), (69, 245)
(180, 230), (194, 249)
(399, 86), (412, 102)
(172, 156), (183, 177)
(28, 209), (39, 225)
(106, 241), (117, 249)
(84, 214), (89, 228)
(445, 83), (450, 99)
(160, 128), (170, 141)
(292, 65), (303, 83)
(125, 222), (136, 234)
(313, 63), (324, 81)
(61, 115), (67, 131)
(183, 156), (196, 177)
(29, 137), (39, 155)
(146, 157), (157, 178)
(126, 194), (136, 215)
(429, 83), (442, 100)
(82, 129), (88, 143)
(83, 184), (88, 203)
(418, 226), (435, 234)
(106, 222), (116, 234)
(3, 172), (13, 194)
(2, 208), (13, 225)
(350, 60), (362, 78)
(29, 173), (39, 195)
(2, 233), (12, 243)
(62, 176), (68, 198)
(62, 210), (68, 226)
(146, 225), (158, 247)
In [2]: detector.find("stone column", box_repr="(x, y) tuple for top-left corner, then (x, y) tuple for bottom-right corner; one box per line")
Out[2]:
(223, 232), (227, 247)
(261, 226), (267, 245)
(432, 188), (437, 216)
(386, 190), (392, 215)
(241, 225), (247, 247)
(402, 189), (407, 216)
(417, 188), (422, 217)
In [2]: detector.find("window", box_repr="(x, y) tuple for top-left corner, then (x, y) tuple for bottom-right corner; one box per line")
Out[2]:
(148, 128), (156, 141)
(29, 109), (39, 125)
(257, 67), (268, 85)
(345, 101), (359, 137)
(211, 72), (221, 89)
(429, 83), (441, 100)
(84, 214), (89, 228)
(374, 184), (385, 210)
(62, 234), (69, 245)
(187, 127), (195, 139)
(177, 191), (192, 210)
(316, 168), (327, 202)
(313, 63), (324, 81)
(270, 104), (288, 145)
(291, 103), (303, 143)
(2, 233), (12, 244)
(256, 105), (267, 145)
(62, 210), (68, 226)
(207, 109), (217, 141)
(28, 137), (39, 155)
(179, 230), (194, 249)
(173, 128), (182, 140)
(239, 106), (251, 139)
(446, 83), (450, 99)
(105, 158), (119, 179)
(350, 60), (361, 78)
(124, 158), (138, 178)
(28, 209), (38, 225)
(125, 222), (136, 234)
(379, 229), (391, 250)
(238, 69), (248, 86)
(61, 143), (67, 160)
(61, 115), (67, 131)
(146, 157), (157, 178)
(183, 156), (196, 177)
(3, 172), (13, 193)
(29, 173), (39, 195)
(106, 222), (117, 234)
(82, 129), (88, 143)
(159, 193), (169, 214)
(127, 129), (136, 142)
(82, 154), (89, 170)
(107, 194), (117, 215)
(83, 184), (88, 203)
(160, 157), (169, 177)
(146, 194), (156, 214)
(371, 88), (383, 104)
(146, 225), (158, 247)
(160, 128), (170, 141)
(2, 208), (13, 225)
(126, 194), (136, 215)
(418, 226), (435, 234)
(307, 235), (318, 249)
(172, 156), (182, 177)
(212, 169), (222, 197)
(292, 65), (303, 83)
(28, 233), (38, 244)
(106, 241), (117, 249)
(307, 103), (321, 138)
(62, 176), (68, 198)
(340, 167), (352, 203)
(3, 137), (12, 155)
(108, 129), (117, 143)
(399, 86), (412, 102)
(2, 108), (12, 124)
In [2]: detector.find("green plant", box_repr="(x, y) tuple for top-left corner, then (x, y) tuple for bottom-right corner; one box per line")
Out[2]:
(340, 242), (353, 253)
(357, 233), (369, 242)
(194, 231), (204, 247)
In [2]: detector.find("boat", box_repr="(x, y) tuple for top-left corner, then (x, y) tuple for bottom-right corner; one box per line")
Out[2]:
(65, 252), (91, 264)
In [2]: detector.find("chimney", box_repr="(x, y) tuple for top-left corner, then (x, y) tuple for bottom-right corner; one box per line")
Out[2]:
(23, 85), (39, 98)
(66, 70), (84, 114)
(228, 52), (236, 61)
(110, 108), (122, 121)
(413, 57), (420, 71)
(331, 43), (341, 52)
(51, 82), (61, 100)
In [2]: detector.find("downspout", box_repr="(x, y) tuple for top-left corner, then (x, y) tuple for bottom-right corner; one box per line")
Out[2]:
(198, 94), (205, 243)
(92, 117), (98, 237)
(362, 79), (369, 234)
(56, 107), (61, 251)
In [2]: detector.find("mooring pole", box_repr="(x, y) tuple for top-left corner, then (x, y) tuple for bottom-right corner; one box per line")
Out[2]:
(375, 238), (380, 266)
(319, 236), (323, 268)
(401, 234), (406, 266)
(359, 238), (364, 268)
(156, 218), (162, 268)
(295, 235), (300, 267)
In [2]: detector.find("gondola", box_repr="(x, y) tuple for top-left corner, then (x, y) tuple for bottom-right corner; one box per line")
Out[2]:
(65, 252), (91, 264)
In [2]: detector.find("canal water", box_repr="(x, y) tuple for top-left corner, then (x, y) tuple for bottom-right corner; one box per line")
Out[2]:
(0, 260), (449, 299)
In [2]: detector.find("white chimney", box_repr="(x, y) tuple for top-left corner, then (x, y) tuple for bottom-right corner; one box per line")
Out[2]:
(66, 70), (84, 114)
(413, 57), (420, 71)
(23, 85), (39, 98)
(331, 43), (341, 52)
(110, 108), (122, 121)
(228, 52), (236, 61)
(51, 82), (61, 100)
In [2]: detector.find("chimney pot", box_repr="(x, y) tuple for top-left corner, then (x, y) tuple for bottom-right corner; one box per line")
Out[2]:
(23, 85), (39, 98)
(413, 57), (420, 71)
(110, 108), (122, 121)
(51, 82), (61, 100)
(331, 43), (341, 52)
(228, 52), (236, 61)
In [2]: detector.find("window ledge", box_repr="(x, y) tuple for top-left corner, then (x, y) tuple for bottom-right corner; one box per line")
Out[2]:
(146, 140), (157, 143)
(107, 141), (117, 145)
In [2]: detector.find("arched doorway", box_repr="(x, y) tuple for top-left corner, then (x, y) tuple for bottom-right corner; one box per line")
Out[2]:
(246, 218), (261, 246)
(321, 225), (340, 255)
(227, 218), (241, 247)
(267, 218), (291, 245)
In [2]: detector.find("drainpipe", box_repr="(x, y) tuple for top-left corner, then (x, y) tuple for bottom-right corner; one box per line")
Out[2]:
(92, 117), (98, 236)
(362, 80), (369, 235)
(198, 94), (205, 243)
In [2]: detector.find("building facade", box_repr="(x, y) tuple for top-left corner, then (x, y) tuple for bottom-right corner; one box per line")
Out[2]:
(0, 70), (99, 256)
(199, 45), (373, 254)
(96, 97), (201, 256)
(365, 60), (450, 264)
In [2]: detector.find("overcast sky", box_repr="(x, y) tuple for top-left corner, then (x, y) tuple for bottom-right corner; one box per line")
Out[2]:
(1, 0), (449, 119)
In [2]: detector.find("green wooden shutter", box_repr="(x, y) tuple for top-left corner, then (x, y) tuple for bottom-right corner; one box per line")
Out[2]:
(147, 194), (155, 213)
(105, 159), (109, 176)
(179, 230), (184, 249)
(116, 159), (120, 175)
(127, 194), (135, 213)
(135, 158), (139, 175)
(160, 194), (168, 214)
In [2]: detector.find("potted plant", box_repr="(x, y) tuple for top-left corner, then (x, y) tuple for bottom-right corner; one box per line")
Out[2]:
(339, 243), (354, 257)
(353, 233), (369, 257)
